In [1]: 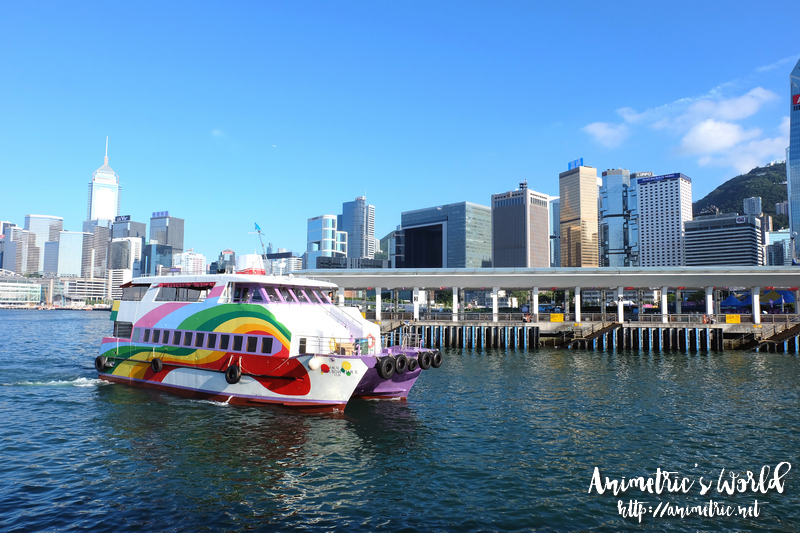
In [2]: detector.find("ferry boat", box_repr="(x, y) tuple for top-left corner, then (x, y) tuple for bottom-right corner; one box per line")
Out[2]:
(95, 273), (442, 411)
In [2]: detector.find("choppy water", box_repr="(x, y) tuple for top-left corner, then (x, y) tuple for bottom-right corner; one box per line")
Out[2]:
(1, 310), (799, 532)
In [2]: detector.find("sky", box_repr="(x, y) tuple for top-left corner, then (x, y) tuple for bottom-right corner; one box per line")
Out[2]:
(1, 1), (798, 263)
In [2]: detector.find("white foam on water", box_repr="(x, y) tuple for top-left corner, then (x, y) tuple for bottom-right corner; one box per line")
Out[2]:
(14, 377), (111, 387)
(188, 399), (233, 407)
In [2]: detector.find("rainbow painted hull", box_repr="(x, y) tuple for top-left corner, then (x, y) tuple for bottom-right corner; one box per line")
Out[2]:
(96, 274), (439, 411)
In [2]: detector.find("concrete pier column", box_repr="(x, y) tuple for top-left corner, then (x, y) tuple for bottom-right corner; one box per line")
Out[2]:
(412, 287), (420, 321)
(452, 287), (460, 322)
(564, 289), (570, 315)
(752, 286), (761, 324)
(532, 287), (539, 322)
(705, 286), (714, 317)
(600, 289), (606, 320)
(375, 287), (382, 322)
(337, 287), (345, 307)
(661, 286), (669, 324)
(676, 289), (682, 315)
(575, 286), (582, 322)
(492, 287), (499, 323)
(616, 286), (624, 323)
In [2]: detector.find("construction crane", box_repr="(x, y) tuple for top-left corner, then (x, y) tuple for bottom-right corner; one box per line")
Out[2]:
(249, 223), (267, 258)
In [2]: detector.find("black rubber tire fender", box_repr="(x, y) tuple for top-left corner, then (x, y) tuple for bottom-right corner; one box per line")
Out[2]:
(225, 364), (242, 384)
(151, 358), (163, 374)
(418, 351), (432, 370)
(431, 350), (443, 369)
(95, 355), (107, 373)
(376, 356), (396, 379)
(394, 353), (408, 374)
(407, 357), (419, 372)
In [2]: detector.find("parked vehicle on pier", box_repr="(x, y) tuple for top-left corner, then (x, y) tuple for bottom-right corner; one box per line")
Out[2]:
(95, 273), (442, 411)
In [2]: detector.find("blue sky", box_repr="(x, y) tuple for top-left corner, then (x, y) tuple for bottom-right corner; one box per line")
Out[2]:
(1, 1), (797, 263)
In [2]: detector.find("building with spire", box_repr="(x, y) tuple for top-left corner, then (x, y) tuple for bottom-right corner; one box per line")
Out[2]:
(87, 137), (121, 223)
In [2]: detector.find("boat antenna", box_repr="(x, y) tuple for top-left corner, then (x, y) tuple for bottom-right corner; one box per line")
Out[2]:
(249, 223), (267, 258)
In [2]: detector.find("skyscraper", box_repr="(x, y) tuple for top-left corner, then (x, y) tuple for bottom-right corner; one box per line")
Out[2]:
(149, 211), (184, 253)
(743, 197), (763, 216)
(87, 137), (121, 222)
(599, 169), (639, 267)
(306, 215), (347, 269)
(559, 165), (599, 267)
(340, 196), (376, 259)
(788, 58), (800, 254)
(23, 214), (63, 274)
(635, 173), (692, 266)
(549, 198), (560, 267)
(491, 182), (550, 267)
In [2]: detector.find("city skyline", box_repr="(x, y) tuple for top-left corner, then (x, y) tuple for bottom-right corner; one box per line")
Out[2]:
(0, 2), (797, 262)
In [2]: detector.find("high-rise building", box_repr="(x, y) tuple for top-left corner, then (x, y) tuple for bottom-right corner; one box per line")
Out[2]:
(140, 243), (173, 276)
(87, 138), (121, 222)
(559, 165), (599, 267)
(490, 181), (550, 267)
(23, 214), (63, 274)
(54, 231), (87, 277)
(776, 200), (789, 215)
(82, 220), (111, 279)
(149, 211), (184, 253)
(400, 202), (492, 268)
(548, 198), (560, 267)
(340, 196), (377, 259)
(306, 215), (347, 269)
(173, 249), (206, 275)
(743, 197), (763, 216)
(599, 169), (639, 267)
(635, 173), (693, 266)
(788, 58), (800, 255)
(111, 216), (147, 244)
(209, 249), (236, 274)
(685, 213), (764, 266)
(3, 226), (32, 274)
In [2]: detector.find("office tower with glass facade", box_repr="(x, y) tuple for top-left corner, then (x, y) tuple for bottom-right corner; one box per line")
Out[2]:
(491, 182), (550, 267)
(3, 226), (32, 274)
(209, 249), (237, 274)
(685, 213), (764, 266)
(789, 58), (800, 254)
(87, 138), (121, 222)
(149, 211), (184, 253)
(400, 202), (492, 268)
(340, 196), (377, 259)
(306, 215), (347, 269)
(140, 243), (174, 276)
(112, 216), (147, 243)
(81, 219), (111, 279)
(599, 169), (639, 267)
(635, 172), (692, 266)
(548, 198), (560, 267)
(559, 165), (599, 267)
(54, 231), (87, 277)
(23, 214), (63, 274)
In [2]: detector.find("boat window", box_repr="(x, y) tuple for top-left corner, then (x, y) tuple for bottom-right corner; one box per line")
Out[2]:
(156, 287), (178, 301)
(173, 331), (182, 346)
(122, 285), (149, 301)
(251, 289), (264, 302)
(319, 290), (334, 304)
(143, 329), (151, 343)
(132, 328), (142, 342)
(183, 332), (193, 347)
(261, 288), (271, 303)
(163, 331), (171, 344)
(156, 287), (209, 302)
(207, 333), (217, 349)
(152, 330), (161, 343)
(298, 337), (307, 355)
(113, 321), (133, 339)
(297, 290), (311, 304)
(261, 337), (273, 354)
(246, 337), (258, 353)
(219, 334), (230, 350)
(310, 290), (324, 304)
(233, 287), (249, 303)
(287, 289), (299, 303)
(233, 335), (244, 351)
(278, 287), (294, 302)
(195, 332), (205, 348)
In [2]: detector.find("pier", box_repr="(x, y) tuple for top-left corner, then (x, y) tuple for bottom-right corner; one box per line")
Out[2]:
(302, 266), (800, 352)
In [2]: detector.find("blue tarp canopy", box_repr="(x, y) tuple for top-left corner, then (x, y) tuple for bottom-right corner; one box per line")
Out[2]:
(721, 295), (744, 307)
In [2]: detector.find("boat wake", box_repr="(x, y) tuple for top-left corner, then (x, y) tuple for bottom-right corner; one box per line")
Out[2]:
(9, 377), (111, 387)
(188, 399), (233, 407)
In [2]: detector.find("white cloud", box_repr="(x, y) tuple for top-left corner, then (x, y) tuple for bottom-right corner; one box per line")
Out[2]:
(690, 119), (789, 173)
(581, 122), (629, 148)
(685, 87), (777, 122)
(211, 129), (226, 138)
(679, 119), (761, 155)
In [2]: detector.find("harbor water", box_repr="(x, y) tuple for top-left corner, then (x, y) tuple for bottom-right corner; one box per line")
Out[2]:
(1, 310), (799, 532)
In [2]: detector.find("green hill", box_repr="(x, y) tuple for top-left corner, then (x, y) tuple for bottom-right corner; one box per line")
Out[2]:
(693, 162), (789, 228)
